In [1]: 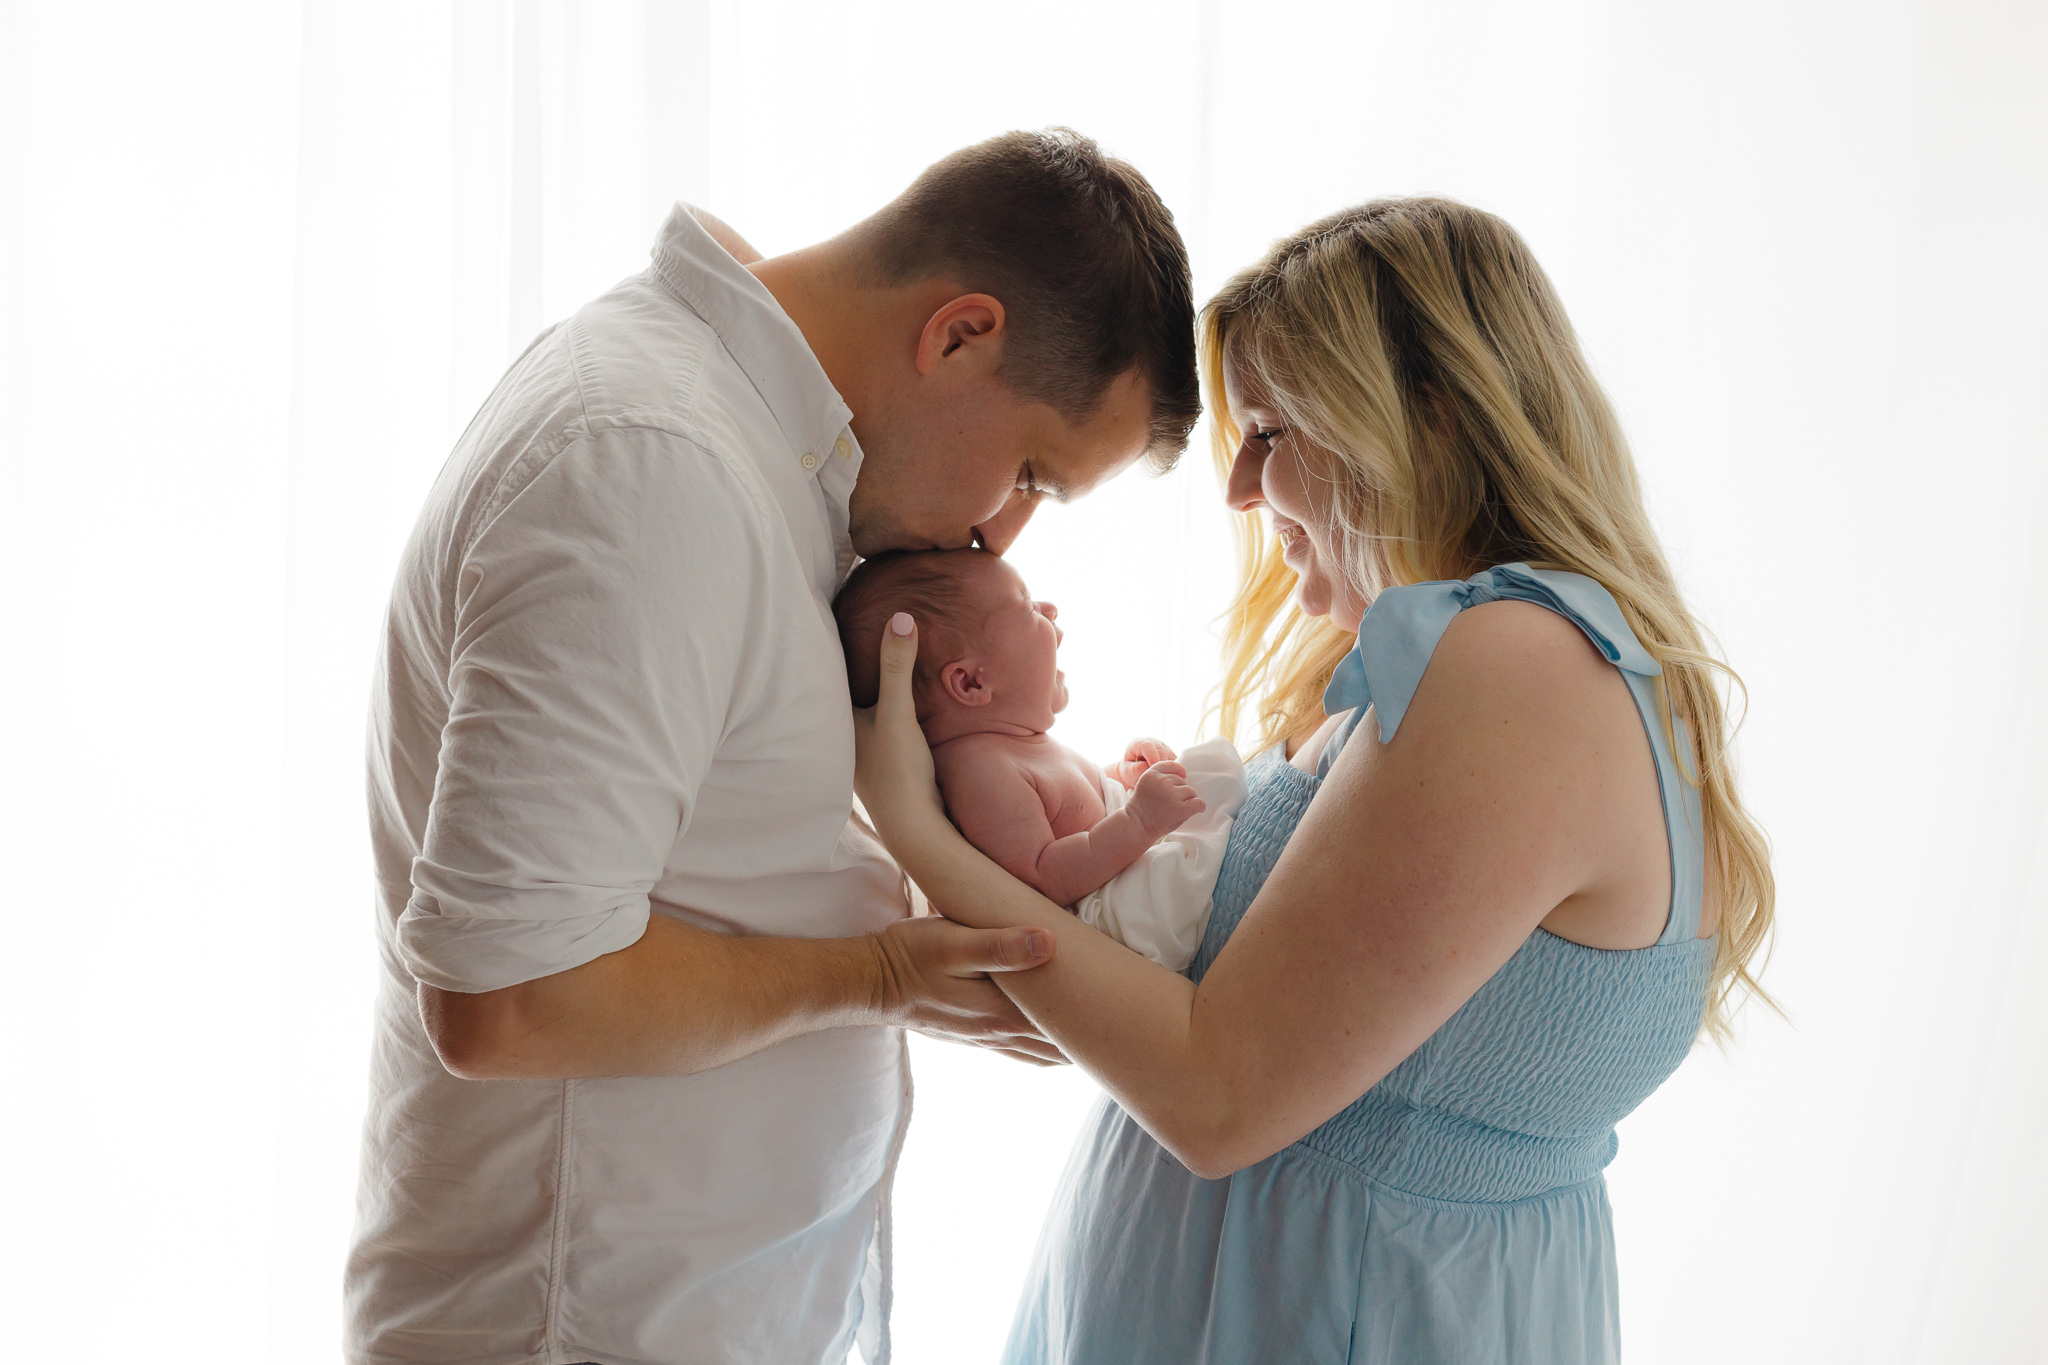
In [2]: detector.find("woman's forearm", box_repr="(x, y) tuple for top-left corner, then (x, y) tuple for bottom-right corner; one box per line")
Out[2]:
(900, 812), (1256, 1176)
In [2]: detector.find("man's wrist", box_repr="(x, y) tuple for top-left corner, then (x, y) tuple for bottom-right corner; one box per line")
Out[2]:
(848, 929), (912, 1029)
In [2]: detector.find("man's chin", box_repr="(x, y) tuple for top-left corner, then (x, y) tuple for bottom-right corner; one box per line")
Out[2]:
(846, 496), (909, 559)
(847, 511), (966, 559)
(847, 517), (899, 560)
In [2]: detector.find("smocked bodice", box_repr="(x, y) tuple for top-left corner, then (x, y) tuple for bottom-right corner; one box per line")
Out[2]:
(1191, 563), (1713, 1201)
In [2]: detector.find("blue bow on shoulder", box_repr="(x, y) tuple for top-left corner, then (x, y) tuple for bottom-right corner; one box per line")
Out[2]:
(1322, 562), (1660, 742)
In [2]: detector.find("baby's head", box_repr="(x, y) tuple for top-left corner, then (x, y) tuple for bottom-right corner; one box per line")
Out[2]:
(834, 548), (1067, 739)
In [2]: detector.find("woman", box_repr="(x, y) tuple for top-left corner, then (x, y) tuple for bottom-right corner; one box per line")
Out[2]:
(855, 198), (1775, 1363)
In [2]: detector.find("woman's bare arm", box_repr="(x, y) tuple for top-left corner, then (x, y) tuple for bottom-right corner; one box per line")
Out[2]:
(856, 602), (1662, 1177)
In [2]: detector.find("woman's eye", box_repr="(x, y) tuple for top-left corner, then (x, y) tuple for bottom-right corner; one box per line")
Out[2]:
(1254, 428), (1283, 444)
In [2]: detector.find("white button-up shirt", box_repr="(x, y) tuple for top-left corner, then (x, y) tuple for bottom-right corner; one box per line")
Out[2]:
(348, 205), (911, 1365)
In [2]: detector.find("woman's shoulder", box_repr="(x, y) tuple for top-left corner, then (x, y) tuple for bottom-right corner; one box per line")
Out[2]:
(1428, 597), (1624, 710)
(1337, 565), (1656, 743)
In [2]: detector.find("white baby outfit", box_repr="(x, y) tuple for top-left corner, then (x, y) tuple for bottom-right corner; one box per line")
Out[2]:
(1073, 737), (1248, 971)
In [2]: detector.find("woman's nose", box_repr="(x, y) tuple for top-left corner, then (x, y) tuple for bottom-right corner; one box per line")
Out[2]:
(1225, 444), (1266, 513)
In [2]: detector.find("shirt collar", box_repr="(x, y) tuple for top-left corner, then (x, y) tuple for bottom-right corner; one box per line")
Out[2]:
(648, 204), (862, 505)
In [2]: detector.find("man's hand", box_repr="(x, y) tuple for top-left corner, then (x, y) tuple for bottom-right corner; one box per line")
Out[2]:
(419, 905), (1061, 1080)
(1112, 737), (1178, 790)
(1129, 761), (1204, 839)
(867, 915), (1067, 1065)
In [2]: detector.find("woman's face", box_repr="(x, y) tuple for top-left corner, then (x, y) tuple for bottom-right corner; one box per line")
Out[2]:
(1222, 353), (1371, 632)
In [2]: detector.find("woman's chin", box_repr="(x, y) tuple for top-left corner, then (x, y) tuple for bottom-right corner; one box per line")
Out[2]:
(1294, 571), (1366, 632)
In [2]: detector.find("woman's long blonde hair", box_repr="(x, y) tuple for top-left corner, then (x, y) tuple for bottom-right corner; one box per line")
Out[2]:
(1204, 198), (1775, 1041)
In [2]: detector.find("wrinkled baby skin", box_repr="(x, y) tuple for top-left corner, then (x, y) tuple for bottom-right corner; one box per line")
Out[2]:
(920, 553), (1205, 908)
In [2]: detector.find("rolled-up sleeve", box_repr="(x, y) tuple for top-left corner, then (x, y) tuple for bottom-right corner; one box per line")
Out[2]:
(397, 425), (765, 992)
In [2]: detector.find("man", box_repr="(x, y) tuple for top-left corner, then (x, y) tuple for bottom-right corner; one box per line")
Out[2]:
(347, 129), (1199, 1365)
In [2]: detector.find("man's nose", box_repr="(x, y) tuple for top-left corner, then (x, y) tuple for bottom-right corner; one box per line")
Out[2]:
(1225, 444), (1266, 514)
(973, 490), (1040, 555)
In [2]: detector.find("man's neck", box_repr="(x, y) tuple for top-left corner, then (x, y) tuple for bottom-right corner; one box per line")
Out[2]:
(749, 244), (881, 420)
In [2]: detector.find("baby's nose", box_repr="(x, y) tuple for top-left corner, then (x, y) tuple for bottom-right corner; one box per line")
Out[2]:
(1035, 601), (1063, 643)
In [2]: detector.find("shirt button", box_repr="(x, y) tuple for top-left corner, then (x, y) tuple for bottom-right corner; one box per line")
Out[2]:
(800, 452), (819, 471)
(833, 436), (852, 460)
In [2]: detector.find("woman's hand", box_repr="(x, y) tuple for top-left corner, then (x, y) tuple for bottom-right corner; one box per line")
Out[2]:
(852, 612), (950, 858)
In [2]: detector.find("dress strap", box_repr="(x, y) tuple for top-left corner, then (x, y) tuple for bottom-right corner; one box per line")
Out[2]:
(1320, 563), (1705, 945)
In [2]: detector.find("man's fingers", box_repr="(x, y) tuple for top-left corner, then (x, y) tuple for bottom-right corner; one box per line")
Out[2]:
(909, 1029), (1068, 1065)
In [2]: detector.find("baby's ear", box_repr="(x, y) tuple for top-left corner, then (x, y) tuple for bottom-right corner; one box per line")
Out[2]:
(940, 659), (992, 707)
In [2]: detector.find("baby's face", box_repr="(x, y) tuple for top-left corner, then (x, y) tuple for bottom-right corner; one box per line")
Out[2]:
(957, 554), (1068, 728)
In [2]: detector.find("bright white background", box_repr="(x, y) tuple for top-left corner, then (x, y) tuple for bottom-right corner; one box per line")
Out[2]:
(2, 2), (2044, 1361)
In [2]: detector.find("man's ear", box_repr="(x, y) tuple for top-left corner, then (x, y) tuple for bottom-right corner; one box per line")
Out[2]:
(916, 294), (1005, 376)
(940, 659), (994, 707)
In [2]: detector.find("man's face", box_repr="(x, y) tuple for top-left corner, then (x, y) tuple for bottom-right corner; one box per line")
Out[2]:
(848, 367), (1155, 558)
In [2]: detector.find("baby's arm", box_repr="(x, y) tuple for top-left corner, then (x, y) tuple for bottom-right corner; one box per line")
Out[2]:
(942, 751), (1204, 908)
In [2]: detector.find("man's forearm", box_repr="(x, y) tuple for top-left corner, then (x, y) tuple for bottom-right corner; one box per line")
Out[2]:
(421, 913), (891, 1080)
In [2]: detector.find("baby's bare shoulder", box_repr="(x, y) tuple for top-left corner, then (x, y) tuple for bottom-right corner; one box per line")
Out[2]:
(1035, 738), (1108, 793)
(932, 732), (1037, 788)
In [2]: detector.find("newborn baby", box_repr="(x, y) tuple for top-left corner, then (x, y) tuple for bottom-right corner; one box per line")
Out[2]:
(834, 548), (1246, 971)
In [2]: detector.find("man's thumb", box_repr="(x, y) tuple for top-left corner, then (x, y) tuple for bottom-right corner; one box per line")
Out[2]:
(973, 926), (1054, 973)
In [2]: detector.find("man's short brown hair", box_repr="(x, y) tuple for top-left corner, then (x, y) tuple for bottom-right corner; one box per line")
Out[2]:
(853, 128), (1200, 467)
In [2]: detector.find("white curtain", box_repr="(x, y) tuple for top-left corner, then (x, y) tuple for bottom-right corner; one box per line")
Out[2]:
(2, 2), (2043, 1361)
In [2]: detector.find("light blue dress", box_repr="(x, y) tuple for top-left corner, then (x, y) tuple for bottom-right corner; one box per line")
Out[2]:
(1003, 564), (1714, 1364)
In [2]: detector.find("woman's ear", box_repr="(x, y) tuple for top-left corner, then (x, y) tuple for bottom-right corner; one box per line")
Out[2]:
(941, 659), (993, 707)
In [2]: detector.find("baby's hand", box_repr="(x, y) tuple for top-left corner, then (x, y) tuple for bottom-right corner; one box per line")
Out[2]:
(1112, 737), (1178, 790)
(1129, 761), (1205, 839)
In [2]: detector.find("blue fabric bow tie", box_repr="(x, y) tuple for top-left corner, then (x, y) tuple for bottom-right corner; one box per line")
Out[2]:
(1321, 562), (1661, 741)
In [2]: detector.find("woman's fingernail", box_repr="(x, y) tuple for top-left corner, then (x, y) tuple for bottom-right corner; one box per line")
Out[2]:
(1022, 930), (1048, 958)
(889, 612), (914, 637)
